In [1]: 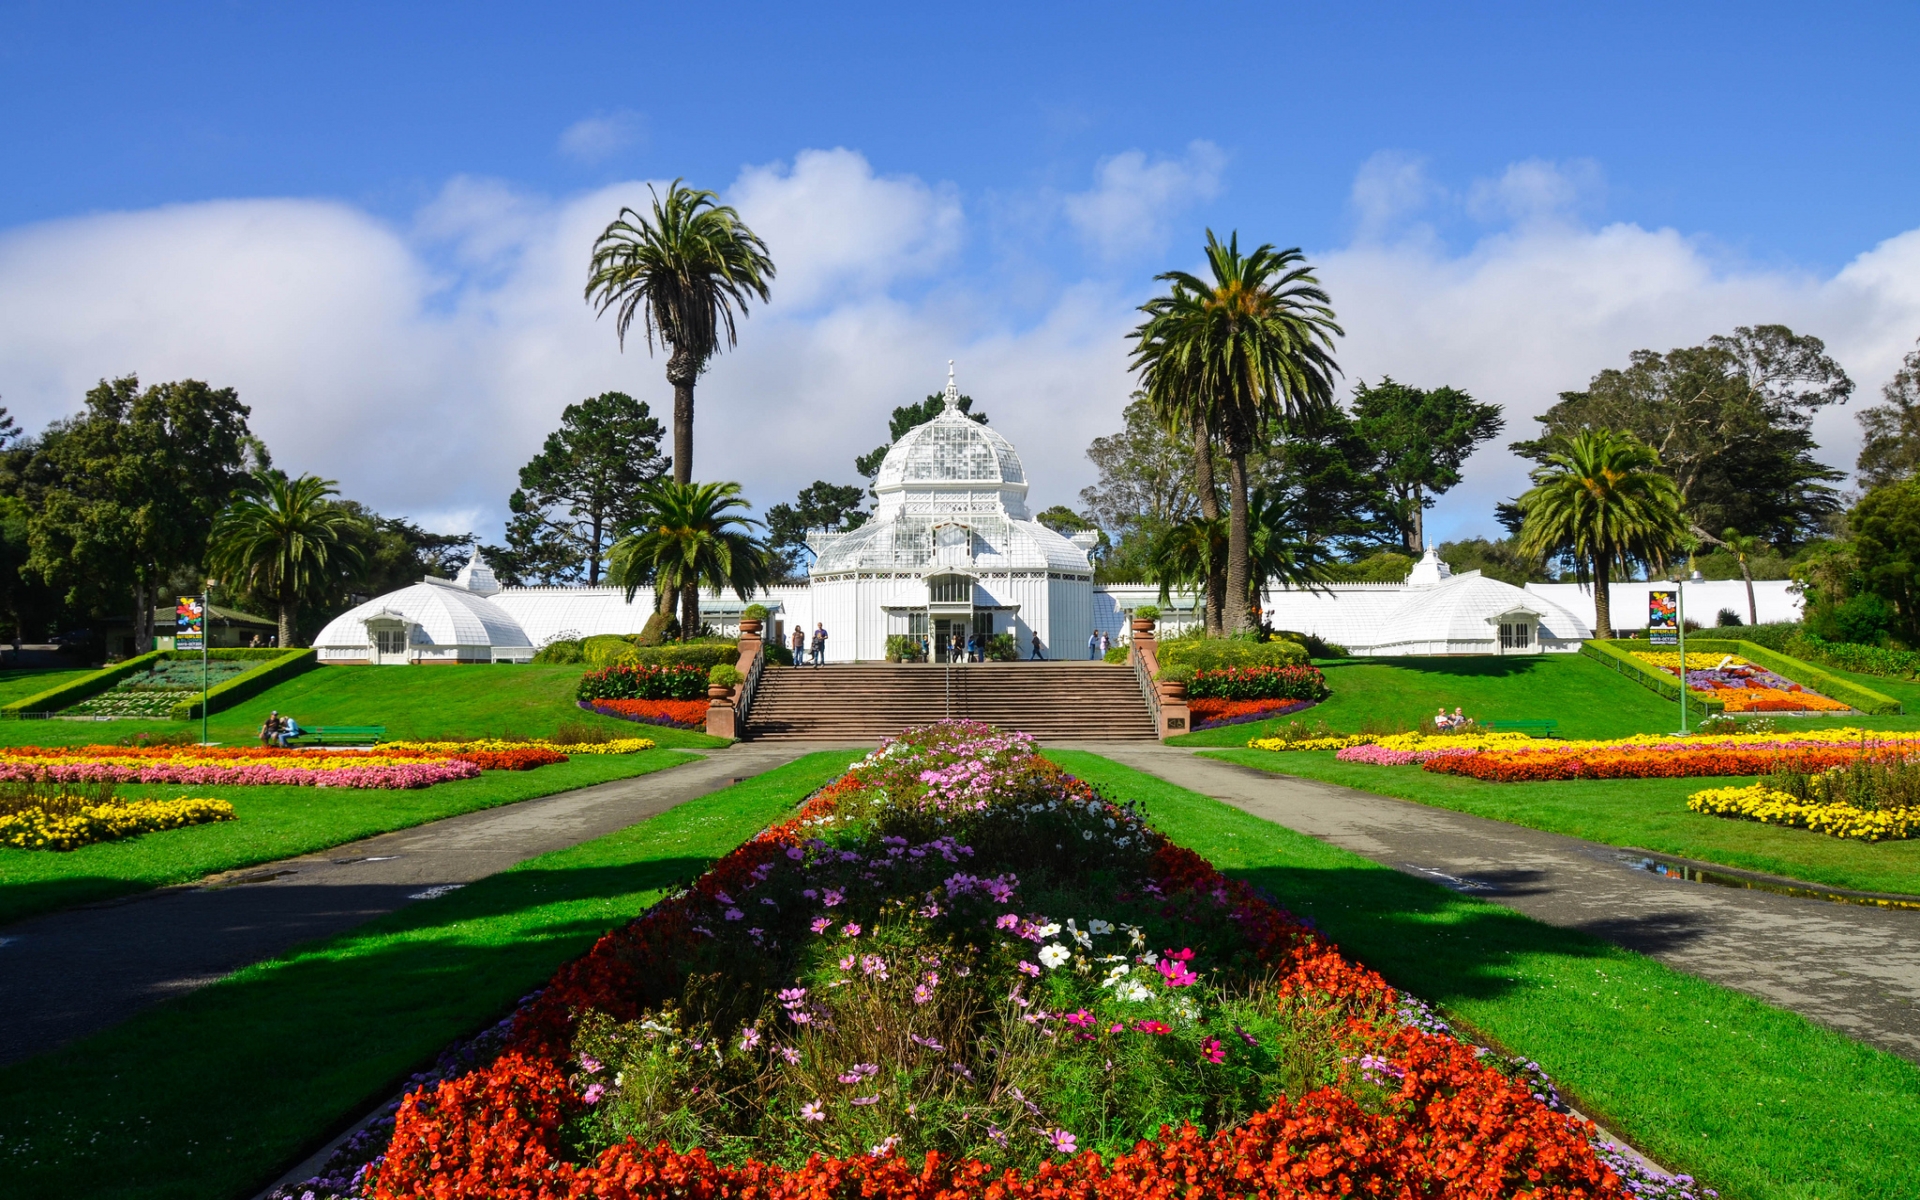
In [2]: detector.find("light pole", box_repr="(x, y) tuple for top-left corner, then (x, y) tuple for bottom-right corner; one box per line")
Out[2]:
(1673, 571), (1689, 734)
(201, 580), (214, 746)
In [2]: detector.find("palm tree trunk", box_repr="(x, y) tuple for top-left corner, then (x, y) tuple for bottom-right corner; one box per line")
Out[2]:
(278, 596), (296, 650)
(1192, 414), (1226, 637)
(681, 583), (700, 642)
(1225, 449), (1252, 635)
(667, 347), (698, 486)
(1742, 563), (1757, 627)
(1591, 550), (1612, 639)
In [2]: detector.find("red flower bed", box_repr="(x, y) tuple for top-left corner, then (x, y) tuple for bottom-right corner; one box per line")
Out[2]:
(366, 771), (1625, 1200)
(1186, 697), (1314, 730)
(1424, 745), (1870, 782)
(581, 698), (712, 730)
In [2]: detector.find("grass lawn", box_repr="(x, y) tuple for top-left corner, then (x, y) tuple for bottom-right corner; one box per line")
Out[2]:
(1201, 748), (1920, 897)
(1048, 750), (1920, 1200)
(0, 663), (729, 749)
(1171, 653), (1684, 746)
(0, 749), (865, 1200)
(0, 750), (700, 926)
(0, 668), (95, 706)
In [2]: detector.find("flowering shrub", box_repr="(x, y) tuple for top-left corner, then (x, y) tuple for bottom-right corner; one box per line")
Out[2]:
(1186, 664), (1329, 703)
(0, 793), (234, 850)
(1186, 697), (1315, 730)
(262, 720), (1676, 1199)
(580, 698), (713, 730)
(1630, 652), (1851, 713)
(1687, 784), (1920, 841)
(576, 663), (708, 702)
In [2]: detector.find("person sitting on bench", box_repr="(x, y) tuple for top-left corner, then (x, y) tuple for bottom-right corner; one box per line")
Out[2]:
(260, 711), (284, 747)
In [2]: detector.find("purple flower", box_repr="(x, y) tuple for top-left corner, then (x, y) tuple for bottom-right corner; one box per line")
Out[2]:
(578, 1055), (602, 1074)
(822, 888), (845, 907)
(581, 1083), (606, 1105)
(724, 907), (744, 922)
(811, 916), (833, 933)
(850, 1094), (880, 1105)
(1044, 1128), (1077, 1155)
(842, 922), (862, 937)
(800, 1100), (824, 1121)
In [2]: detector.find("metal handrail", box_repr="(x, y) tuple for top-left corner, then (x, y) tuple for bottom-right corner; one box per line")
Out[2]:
(1132, 647), (1161, 731)
(736, 643), (766, 734)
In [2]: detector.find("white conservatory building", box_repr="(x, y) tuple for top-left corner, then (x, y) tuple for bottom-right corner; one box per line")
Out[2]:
(314, 363), (1689, 666)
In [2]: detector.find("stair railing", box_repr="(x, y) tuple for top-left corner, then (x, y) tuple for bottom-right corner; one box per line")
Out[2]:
(1132, 644), (1162, 733)
(736, 641), (767, 735)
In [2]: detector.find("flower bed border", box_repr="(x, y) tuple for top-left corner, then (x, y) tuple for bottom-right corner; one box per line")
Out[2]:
(578, 698), (709, 731)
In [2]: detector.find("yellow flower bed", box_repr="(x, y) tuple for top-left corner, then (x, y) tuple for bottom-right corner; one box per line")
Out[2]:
(382, 737), (656, 755)
(1687, 784), (1920, 842)
(1633, 651), (1742, 670)
(0, 796), (236, 851)
(1362, 730), (1542, 752)
(1245, 734), (1370, 752)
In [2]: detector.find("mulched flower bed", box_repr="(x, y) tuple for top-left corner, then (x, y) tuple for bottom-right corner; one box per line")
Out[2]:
(1630, 652), (1850, 713)
(1186, 697), (1316, 731)
(273, 721), (1711, 1200)
(580, 697), (712, 730)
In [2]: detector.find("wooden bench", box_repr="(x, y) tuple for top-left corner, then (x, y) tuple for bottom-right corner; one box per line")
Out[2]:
(285, 724), (387, 746)
(1484, 718), (1559, 738)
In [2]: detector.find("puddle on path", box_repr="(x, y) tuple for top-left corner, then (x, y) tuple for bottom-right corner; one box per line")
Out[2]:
(332, 854), (401, 865)
(1402, 864), (1498, 892)
(408, 884), (465, 901)
(1622, 854), (1920, 912)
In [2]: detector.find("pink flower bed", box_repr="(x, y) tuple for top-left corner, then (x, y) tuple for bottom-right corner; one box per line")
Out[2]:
(0, 760), (479, 789)
(1335, 745), (1481, 766)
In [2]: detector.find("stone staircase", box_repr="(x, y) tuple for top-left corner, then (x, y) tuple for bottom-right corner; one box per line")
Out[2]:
(743, 661), (1158, 742)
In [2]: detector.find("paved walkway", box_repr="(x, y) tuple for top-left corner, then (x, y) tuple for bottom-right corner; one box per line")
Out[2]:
(1073, 743), (1920, 1062)
(0, 744), (816, 1067)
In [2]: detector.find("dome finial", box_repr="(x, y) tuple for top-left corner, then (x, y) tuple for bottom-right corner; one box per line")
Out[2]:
(942, 360), (959, 410)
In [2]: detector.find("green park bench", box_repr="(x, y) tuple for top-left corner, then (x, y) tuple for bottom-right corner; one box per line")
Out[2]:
(285, 725), (387, 746)
(1484, 718), (1559, 738)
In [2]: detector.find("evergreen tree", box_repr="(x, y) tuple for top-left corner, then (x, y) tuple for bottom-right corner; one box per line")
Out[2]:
(856, 392), (987, 482)
(496, 392), (666, 584)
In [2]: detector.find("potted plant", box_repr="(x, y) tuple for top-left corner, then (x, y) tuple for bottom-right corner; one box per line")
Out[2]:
(1132, 605), (1160, 636)
(1156, 661), (1192, 702)
(739, 604), (769, 637)
(708, 662), (744, 700)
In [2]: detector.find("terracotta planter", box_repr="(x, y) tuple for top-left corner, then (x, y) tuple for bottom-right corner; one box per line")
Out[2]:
(1159, 679), (1188, 703)
(1131, 618), (1155, 636)
(708, 683), (734, 701)
(739, 619), (763, 637)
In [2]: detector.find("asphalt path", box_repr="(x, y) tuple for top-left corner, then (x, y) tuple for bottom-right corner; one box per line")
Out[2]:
(0, 744), (816, 1067)
(1068, 742), (1920, 1063)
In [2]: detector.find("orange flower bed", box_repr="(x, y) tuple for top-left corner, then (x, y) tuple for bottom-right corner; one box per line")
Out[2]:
(1425, 745), (1871, 782)
(581, 697), (712, 729)
(360, 766), (1626, 1199)
(1716, 688), (1850, 713)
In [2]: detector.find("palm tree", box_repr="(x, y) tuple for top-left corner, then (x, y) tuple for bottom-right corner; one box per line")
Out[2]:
(1516, 429), (1686, 639)
(1131, 347), (1227, 635)
(1722, 527), (1764, 627)
(1245, 487), (1333, 614)
(1147, 514), (1227, 620)
(207, 473), (364, 648)
(585, 181), (775, 486)
(606, 480), (772, 638)
(1131, 232), (1342, 633)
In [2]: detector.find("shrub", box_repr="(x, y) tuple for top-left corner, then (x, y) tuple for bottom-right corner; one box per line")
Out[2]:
(884, 634), (924, 663)
(1270, 629), (1347, 658)
(549, 718), (615, 745)
(709, 663), (744, 688)
(576, 662), (708, 701)
(1794, 632), (1920, 679)
(1157, 636), (1307, 675)
(631, 641), (740, 672)
(1104, 644), (1130, 665)
(741, 603), (770, 620)
(1156, 663), (1195, 684)
(532, 639), (584, 665)
(987, 632), (1018, 661)
(637, 611), (678, 646)
(1715, 608), (1743, 626)
(1187, 664), (1329, 703)
(582, 633), (641, 667)
(1133, 604), (1160, 622)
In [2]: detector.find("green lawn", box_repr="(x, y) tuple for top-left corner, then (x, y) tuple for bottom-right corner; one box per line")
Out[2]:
(1048, 751), (1920, 1200)
(0, 663), (729, 749)
(0, 749), (865, 1200)
(0, 750), (699, 925)
(1171, 654), (1684, 745)
(1202, 748), (1920, 897)
(0, 668), (95, 706)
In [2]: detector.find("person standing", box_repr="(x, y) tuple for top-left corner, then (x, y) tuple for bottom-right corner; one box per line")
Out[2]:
(1088, 630), (1100, 660)
(791, 624), (806, 668)
(811, 622), (827, 666)
(1030, 630), (1046, 660)
(1097, 629), (1111, 657)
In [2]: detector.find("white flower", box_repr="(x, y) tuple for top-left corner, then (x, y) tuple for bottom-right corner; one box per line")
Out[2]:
(1038, 944), (1072, 969)
(1088, 919), (1114, 936)
(1035, 922), (1062, 938)
(1116, 981), (1152, 1003)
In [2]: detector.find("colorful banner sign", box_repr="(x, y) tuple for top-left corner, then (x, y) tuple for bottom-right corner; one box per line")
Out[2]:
(175, 596), (205, 651)
(1647, 589), (1678, 646)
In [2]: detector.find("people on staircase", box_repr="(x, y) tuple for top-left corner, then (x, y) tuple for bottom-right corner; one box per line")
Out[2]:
(811, 623), (828, 666)
(791, 625), (806, 668)
(1030, 630), (1046, 660)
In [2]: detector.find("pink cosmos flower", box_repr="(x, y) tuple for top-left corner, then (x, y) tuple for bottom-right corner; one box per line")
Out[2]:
(800, 1100), (824, 1121)
(841, 923), (861, 937)
(822, 889), (845, 907)
(1063, 1009), (1094, 1027)
(578, 1055), (602, 1073)
(913, 983), (933, 1005)
(1134, 1020), (1169, 1035)
(850, 1095), (880, 1106)
(811, 917), (833, 933)
(1201, 1037), (1226, 1064)
(1044, 1128), (1077, 1154)
(1017, 961), (1041, 977)
(995, 913), (1020, 930)
(1156, 958), (1199, 988)
(582, 1083), (606, 1104)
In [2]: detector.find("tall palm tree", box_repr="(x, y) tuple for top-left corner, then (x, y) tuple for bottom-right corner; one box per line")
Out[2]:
(1131, 232), (1342, 633)
(1244, 487), (1333, 614)
(207, 472), (364, 648)
(1516, 429), (1686, 639)
(1721, 527), (1764, 627)
(1147, 513), (1227, 618)
(606, 480), (772, 638)
(1131, 355), (1227, 635)
(585, 180), (775, 486)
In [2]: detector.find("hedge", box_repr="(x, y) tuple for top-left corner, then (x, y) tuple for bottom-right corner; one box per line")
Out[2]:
(1792, 632), (1920, 680)
(629, 641), (739, 671)
(1680, 638), (1902, 715)
(1578, 640), (1726, 716)
(167, 649), (317, 720)
(1156, 636), (1307, 674)
(0, 649), (172, 716)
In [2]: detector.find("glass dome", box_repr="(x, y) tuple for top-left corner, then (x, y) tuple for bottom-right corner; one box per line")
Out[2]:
(873, 412), (1026, 490)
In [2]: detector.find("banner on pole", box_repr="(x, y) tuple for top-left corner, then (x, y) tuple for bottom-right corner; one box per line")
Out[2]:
(175, 596), (205, 651)
(1647, 590), (1678, 646)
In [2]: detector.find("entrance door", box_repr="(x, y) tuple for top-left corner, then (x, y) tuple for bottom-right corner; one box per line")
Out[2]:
(932, 617), (971, 663)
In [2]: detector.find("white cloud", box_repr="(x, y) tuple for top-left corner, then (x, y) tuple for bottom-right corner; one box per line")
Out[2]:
(1349, 150), (1441, 241)
(1062, 141), (1226, 260)
(557, 111), (645, 163)
(0, 148), (1915, 556)
(1464, 158), (1605, 226)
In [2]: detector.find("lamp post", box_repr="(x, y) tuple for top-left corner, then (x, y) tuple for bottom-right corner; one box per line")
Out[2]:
(201, 581), (214, 746)
(1673, 572), (1689, 734)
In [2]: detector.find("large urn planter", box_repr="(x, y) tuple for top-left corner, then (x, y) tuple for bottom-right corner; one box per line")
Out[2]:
(1158, 679), (1188, 703)
(708, 683), (735, 702)
(739, 619), (763, 637)
(1131, 619), (1155, 637)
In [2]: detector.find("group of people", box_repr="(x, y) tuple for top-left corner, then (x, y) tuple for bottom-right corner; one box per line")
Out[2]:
(1087, 629), (1114, 660)
(788, 623), (829, 667)
(258, 709), (304, 747)
(1433, 706), (1471, 730)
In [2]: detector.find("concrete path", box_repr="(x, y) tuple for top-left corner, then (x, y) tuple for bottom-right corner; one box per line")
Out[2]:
(0, 744), (817, 1067)
(1072, 743), (1920, 1063)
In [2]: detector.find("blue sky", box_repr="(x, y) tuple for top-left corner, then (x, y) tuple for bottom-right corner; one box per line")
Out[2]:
(2, 2), (1917, 544)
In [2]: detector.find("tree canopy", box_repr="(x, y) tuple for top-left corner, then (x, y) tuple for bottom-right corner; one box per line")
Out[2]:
(491, 391), (667, 585)
(765, 481), (870, 581)
(1351, 378), (1503, 553)
(607, 480), (772, 636)
(1856, 337), (1920, 491)
(1513, 325), (1849, 547)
